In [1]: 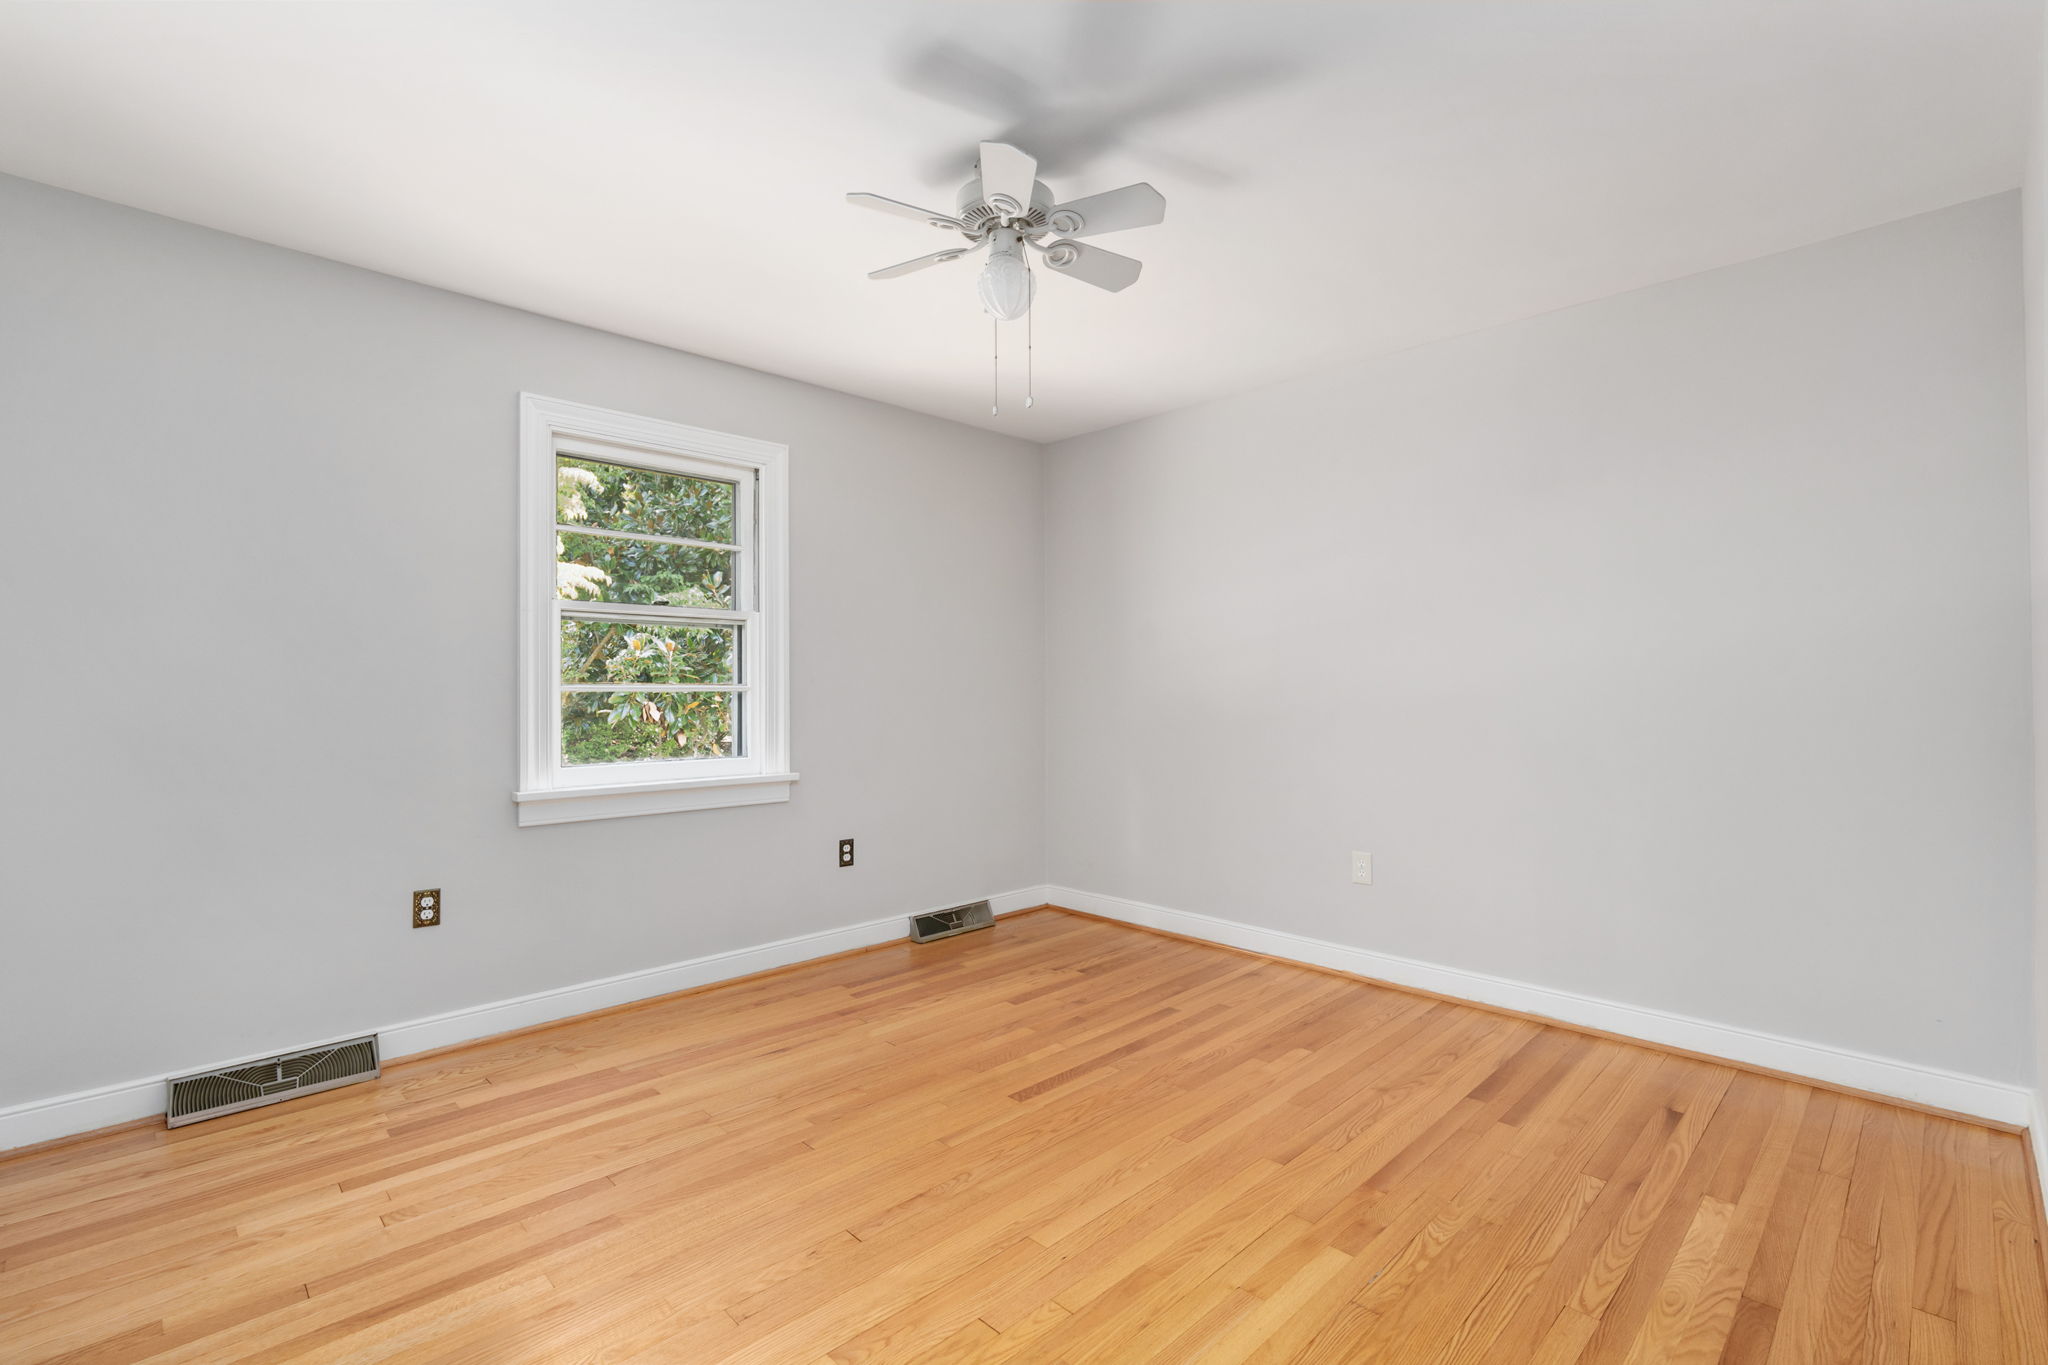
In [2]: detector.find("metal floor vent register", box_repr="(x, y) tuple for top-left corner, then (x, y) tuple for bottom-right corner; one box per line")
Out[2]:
(165, 1034), (380, 1127)
(910, 899), (994, 944)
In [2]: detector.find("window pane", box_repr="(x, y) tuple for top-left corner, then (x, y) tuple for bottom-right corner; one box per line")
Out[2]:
(556, 531), (734, 609)
(560, 619), (737, 686)
(562, 691), (738, 765)
(557, 456), (736, 543)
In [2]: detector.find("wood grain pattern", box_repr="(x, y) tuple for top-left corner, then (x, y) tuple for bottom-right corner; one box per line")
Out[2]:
(1, 909), (2043, 1363)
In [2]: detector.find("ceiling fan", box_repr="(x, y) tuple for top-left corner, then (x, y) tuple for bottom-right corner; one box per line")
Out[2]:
(849, 140), (1163, 320)
(847, 141), (1165, 413)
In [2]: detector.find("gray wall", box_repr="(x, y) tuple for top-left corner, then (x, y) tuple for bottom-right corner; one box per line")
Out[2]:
(0, 175), (1045, 1108)
(1044, 194), (2033, 1083)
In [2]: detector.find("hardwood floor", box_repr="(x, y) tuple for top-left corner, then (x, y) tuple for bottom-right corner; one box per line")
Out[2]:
(3, 908), (2045, 1363)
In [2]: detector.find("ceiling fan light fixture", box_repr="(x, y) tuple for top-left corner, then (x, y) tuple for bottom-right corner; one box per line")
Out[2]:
(976, 232), (1034, 321)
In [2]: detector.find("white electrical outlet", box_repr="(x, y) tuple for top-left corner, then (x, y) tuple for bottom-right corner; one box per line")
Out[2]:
(1350, 852), (1373, 885)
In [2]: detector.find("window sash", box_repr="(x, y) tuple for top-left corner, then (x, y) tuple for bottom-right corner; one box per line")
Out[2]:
(551, 583), (761, 775)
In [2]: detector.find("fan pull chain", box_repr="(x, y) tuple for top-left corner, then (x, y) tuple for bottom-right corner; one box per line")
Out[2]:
(991, 319), (1000, 417)
(1025, 260), (1035, 409)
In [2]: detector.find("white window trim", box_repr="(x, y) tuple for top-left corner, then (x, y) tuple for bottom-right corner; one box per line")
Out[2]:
(514, 394), (794, 826)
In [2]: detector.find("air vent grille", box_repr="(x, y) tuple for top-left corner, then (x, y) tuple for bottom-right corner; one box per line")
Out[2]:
(910, 900), (994, 944)
(165, 1035), (380, 1127)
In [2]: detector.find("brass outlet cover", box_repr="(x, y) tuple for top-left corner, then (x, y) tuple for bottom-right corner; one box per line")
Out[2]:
(412, 889), (441, 928)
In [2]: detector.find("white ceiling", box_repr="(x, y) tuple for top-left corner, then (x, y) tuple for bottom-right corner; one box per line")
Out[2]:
(0, 2), (2034, 442)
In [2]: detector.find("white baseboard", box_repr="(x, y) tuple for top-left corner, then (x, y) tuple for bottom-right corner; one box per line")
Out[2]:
(0, 886), (1054, 1154)
(12, 883), (2019, 1152)
(1046, 885), (2033, 1128)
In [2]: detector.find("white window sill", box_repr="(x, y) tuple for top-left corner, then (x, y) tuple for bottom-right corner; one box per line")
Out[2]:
(514, 772), (798, 826)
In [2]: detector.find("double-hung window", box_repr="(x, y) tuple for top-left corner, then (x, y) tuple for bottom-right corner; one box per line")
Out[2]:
(515, 395), (791, 825)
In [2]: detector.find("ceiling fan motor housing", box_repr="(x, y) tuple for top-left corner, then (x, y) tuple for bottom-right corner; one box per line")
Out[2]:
(956, 177), (1053, 237)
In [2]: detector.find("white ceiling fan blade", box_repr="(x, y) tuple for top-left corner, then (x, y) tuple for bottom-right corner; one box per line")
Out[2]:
(1038, 239), (1142, 292)
(867, 247), (972, 280)
(1048, 183), (1165, 237)
(977, 141), (1038, 217)
(846, 193), (966, 233)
